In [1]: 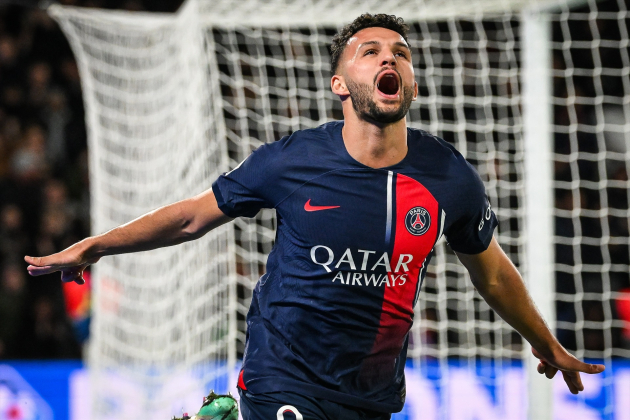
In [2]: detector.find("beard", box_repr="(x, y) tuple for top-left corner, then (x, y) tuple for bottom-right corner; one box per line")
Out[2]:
(346, 76), (415, 124)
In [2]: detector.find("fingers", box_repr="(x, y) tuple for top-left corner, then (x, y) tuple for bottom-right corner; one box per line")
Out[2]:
(24, 255), (52, 267)
(26, 264), (57, 276)
(539, 362), (582, 394)
(562, 371), (584, 395)
(25, 254), (65, 276)
(537, 360), (558, 379)
(25, 250), (91, 285)
(61, 267), (86, 284)
(532, 346), (606, 375)
(25, 252), (92, 277)
(532, 346), (606, 395)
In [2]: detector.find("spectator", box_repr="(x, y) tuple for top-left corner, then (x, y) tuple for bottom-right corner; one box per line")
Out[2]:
(26, 61), (52, 116)
(0, 204), (28, 261)
(0, 36), (22, 85)
(10, 123), (48, 183)
(42, 88), (71, 170)
(0, 262), (27, 359)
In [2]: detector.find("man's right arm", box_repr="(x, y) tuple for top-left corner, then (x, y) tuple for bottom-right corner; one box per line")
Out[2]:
(25, 189), (233, 284)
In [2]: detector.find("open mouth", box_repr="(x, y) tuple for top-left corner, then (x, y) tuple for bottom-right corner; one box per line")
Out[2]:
(377, 72), (400, 96)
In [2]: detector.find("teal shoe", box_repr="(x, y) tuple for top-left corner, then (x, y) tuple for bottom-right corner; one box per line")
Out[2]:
(173, 391), (238, 420)
(196, 391), (238, 420)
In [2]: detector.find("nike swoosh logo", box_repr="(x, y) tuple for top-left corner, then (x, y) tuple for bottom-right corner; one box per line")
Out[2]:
(304, 199), (340, 212)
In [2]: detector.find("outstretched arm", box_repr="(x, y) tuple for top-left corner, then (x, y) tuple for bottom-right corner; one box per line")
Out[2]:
(455, 237), (605, 394)
(25, 189), (232, 284)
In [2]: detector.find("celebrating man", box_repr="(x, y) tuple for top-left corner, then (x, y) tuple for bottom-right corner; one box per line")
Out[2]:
(26, 14), (604, 420)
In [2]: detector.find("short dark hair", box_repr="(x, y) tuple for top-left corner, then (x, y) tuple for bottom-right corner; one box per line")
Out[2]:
(330, 14), (409, 74)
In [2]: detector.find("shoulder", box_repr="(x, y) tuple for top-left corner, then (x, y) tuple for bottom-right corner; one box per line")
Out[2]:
(407, 128), (459, 159)
(256, 121), (340, 153)
(251, 121), (341, 170)
(407, 128), (479, 181)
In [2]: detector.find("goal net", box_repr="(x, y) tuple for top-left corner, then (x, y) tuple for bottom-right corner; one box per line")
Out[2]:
(50, 3), (237, 418)
(48, 0), (629, 419)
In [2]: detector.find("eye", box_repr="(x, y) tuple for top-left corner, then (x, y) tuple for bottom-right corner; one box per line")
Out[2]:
(364, 49), (376, 56)
(395, 51), (408, 58)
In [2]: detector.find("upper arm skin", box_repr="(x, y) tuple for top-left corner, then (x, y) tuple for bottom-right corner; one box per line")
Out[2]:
(181, 189), (234, 239)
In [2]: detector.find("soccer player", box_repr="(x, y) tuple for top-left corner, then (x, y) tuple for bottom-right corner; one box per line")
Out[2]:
(25, 14), (604, 420)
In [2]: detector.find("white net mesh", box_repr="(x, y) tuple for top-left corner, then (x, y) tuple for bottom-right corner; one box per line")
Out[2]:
(50, 2), (236, 418)
(49, 0), (629, 418)
(549, 0), (630, 412)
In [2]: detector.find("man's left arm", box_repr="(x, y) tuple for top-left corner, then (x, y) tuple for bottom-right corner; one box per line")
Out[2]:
(455, 236), (605, 394)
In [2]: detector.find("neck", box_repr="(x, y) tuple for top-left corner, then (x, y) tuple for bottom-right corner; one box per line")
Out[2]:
(341, 107), (408, 169)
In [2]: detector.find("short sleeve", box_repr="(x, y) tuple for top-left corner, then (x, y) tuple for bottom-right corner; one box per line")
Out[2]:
(444, 163), (498, 254)
(212, 141), (282, 218)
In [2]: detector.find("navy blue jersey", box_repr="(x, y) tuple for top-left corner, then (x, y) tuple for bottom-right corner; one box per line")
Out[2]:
(212, 121), (498, 413)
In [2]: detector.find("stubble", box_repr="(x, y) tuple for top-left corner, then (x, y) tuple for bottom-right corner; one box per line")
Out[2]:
(346, 76), (415, 124)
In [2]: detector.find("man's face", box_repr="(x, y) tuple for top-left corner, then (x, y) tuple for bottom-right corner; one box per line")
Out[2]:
(335, 27), (417, 124)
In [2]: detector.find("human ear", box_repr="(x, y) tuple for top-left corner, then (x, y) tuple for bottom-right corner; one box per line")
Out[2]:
(412, 80), (418, 101)
(331, 74), (348, 96)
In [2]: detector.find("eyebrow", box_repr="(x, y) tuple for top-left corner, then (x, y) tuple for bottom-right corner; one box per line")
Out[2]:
(357, 40), (411, 52)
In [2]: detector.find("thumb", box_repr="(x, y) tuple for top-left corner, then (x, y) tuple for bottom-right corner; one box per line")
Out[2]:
(577, 362), (605, 374)
(24, 255), (49, 267)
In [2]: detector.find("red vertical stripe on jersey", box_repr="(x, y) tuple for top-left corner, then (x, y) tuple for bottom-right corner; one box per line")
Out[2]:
(364, 174), (439, 386)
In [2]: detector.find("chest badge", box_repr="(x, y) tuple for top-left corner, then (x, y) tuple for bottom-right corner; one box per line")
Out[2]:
(405, 207), (431, 236)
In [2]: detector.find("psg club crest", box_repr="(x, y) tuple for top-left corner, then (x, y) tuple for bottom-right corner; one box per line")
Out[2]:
(405, 207), (431, 236)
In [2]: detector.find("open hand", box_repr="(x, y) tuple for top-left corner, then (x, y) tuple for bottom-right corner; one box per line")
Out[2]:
(532, 347), (605, 394)
(24, 241), (99, 285)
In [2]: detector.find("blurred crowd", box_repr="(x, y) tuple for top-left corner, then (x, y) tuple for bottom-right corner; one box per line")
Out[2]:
(0, 1), (182, 360)
(0, 5), (88, 360)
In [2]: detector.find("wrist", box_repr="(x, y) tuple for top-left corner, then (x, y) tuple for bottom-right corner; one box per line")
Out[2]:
(533, 337), (565, 360)
(78, 236), (102, 260)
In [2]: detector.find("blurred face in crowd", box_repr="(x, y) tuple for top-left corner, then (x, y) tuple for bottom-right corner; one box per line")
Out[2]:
(1, 264), (25, 294)
(29, 63), (52, 89)
(47, 89), (67, 112)
(24, 125), (46, 152)
(1, 205), (22, 232)
(44, 179), (68, 207)
(41, 208), (69, 238)
(0, 37), (17, 63)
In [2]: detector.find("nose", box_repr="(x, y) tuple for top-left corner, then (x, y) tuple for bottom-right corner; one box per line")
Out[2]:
(380, 52), (396, 67)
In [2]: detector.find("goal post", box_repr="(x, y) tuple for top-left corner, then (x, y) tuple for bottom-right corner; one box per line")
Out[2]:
(48, 0), (628, 419)
(522, 9), (554, 420)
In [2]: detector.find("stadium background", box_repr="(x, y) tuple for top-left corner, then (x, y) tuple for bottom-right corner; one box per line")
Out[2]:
(0, 0), (629, 419)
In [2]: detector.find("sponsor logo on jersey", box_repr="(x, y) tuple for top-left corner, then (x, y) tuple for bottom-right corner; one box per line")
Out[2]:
(304, 199), (340, 212)
(404, 206), (431, 236)
(479, 204), (492, 231)
(310, 245), (414, 287)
